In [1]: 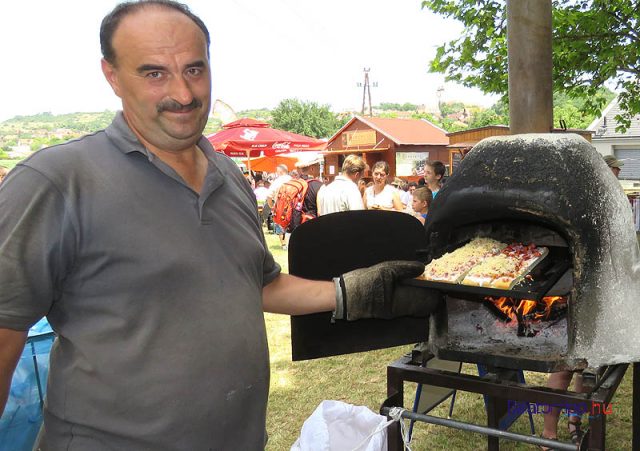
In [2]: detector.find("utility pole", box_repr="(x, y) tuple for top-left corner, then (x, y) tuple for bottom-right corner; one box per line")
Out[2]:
(436, 85), (445, 117)
(357, 68), (377, 116)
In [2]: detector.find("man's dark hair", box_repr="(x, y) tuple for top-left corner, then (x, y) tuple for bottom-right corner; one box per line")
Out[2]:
(100, 0), (210, 65)
(426, 160), (446, 179)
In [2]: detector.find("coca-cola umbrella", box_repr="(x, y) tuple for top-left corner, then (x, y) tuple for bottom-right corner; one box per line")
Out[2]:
(206, 118), (327, 163)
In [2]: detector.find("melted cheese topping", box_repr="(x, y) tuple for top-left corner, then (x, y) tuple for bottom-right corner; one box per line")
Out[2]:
(423, 237), (507, 279)
(465, 254), (519, 278)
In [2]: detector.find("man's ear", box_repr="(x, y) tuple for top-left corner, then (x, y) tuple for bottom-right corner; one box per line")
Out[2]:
(101, 58), (122, 98)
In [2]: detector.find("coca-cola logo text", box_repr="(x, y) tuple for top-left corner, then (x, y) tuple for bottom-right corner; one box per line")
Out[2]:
(272, 142), (291, 149)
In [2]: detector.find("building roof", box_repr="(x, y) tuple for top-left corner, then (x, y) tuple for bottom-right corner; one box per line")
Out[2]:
(327, 115), (449, 147)
(447, 125), (509, 137)
(588, 97), (640, 139)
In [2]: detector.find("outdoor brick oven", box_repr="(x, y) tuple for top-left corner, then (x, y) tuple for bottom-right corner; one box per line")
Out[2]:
(417, 133), (640, 372)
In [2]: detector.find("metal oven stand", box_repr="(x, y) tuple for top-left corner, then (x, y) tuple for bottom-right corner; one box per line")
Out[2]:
(381, 355), (628, 451)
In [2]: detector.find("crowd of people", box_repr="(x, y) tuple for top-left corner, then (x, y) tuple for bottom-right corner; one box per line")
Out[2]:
(250, 155), (447, 248)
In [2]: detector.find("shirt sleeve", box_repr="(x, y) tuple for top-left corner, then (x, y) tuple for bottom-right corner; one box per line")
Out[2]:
(260, 231), (281, 286)
(0, 166), (76, 330)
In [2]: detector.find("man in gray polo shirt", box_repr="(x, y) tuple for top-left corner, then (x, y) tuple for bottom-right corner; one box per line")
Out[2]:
(0, 2), (431, 449)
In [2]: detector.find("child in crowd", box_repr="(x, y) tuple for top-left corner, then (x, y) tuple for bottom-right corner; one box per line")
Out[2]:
(411, 187), (433, 225)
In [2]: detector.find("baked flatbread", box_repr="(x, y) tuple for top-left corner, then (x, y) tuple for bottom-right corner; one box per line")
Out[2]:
(420, 237), (507, 284)
(461, 243), (549, 289)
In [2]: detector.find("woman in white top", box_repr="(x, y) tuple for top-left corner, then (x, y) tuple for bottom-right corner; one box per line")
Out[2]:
(363, 161), (404, 211)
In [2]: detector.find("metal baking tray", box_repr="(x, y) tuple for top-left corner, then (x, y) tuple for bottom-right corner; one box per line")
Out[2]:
(404, 246), (572, 301)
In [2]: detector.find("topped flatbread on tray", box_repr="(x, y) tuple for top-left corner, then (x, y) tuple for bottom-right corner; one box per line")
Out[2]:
(460, 243), (549, 289)
(420, 237), (507, 284)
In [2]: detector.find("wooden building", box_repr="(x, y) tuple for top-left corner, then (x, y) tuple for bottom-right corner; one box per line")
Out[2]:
(323, 116), (449, 181)
(447, 125), (593, 174)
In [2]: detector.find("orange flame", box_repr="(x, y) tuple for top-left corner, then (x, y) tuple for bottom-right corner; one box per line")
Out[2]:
(486, 296), (567, 321)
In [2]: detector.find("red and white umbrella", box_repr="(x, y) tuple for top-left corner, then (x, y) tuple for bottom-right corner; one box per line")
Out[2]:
(206, 118), (326, 159)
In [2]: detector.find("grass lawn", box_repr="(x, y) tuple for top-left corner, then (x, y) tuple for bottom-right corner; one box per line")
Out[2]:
(262, 231), (633, 450)
(0, 159), (21, 169)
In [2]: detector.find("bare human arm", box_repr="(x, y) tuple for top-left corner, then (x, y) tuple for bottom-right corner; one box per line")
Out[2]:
(262, 273), (335, 315)
(0, 328), (28, 417)
(391, 190), (404, 212)
(316, 185), (324, 217)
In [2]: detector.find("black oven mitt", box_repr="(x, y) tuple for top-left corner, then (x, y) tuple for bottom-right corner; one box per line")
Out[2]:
(333, 260), (439, 321)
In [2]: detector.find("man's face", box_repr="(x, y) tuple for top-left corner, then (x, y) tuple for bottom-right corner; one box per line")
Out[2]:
(101, 8), (211, 153)
(611, 167), (621, 178)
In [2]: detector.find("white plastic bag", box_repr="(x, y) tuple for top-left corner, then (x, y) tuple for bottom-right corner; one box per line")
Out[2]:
(291, 400), (388, 451)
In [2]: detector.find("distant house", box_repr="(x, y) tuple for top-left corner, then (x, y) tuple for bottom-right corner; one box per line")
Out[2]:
(588, 98), (640, 180)
(323, 115), (449, 181)
(8, 144), (32, 158)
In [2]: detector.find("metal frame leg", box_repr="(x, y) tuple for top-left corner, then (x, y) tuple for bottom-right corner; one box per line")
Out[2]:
(587, 413), (605, 450)
(634, 362), (640, 451)
(386, 365), (405, 451)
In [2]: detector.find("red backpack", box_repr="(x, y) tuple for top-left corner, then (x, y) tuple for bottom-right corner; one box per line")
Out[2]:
(273, 179), (309, 229)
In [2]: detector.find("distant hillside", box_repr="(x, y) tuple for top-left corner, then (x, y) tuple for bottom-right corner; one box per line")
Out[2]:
(0, 111), (118, 155)
(0, 111), (225, 154)
(2, 111), (117, 132)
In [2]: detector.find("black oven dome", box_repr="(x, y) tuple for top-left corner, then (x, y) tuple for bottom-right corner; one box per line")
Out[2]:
(425, 133), (640, 367)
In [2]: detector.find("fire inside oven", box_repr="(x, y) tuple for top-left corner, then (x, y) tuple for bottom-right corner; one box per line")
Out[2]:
(484, 295), (567, 337)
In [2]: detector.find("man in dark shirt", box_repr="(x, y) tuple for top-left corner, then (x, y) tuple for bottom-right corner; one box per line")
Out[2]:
(0, 2), (430, 449)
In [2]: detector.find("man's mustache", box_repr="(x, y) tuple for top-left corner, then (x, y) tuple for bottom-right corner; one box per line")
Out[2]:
(157, 98), (203, 113)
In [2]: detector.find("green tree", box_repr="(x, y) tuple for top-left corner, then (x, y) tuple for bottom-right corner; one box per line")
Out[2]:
(439, 101), (466, 116)
(468, 104), (508, 128)
(467, 92), (613, 129)
(270, 99), (343, 139)
(410, 111), (467, 132)
(423, 0), (639, 131)
(378, 102), (419, 111)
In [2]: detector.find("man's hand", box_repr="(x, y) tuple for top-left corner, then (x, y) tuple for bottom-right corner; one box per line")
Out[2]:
(333, 261), (440, 320)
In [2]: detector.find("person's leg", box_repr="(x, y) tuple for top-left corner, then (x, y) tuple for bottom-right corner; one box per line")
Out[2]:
(542, 371), (574, 445)
(567, 372), (584, 444)
(273, 224), (286, 248)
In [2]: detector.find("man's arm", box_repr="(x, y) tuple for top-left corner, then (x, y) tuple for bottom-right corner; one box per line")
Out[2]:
(0, 328), (28, 417)
(262, 261), (436, 321)
(263, 273), (335, 315)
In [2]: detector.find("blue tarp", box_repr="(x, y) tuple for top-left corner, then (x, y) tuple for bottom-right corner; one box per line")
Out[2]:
(0, 318), (54, 451)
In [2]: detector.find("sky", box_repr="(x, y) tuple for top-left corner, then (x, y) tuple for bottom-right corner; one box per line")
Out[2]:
(0, 0), (499, 122)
